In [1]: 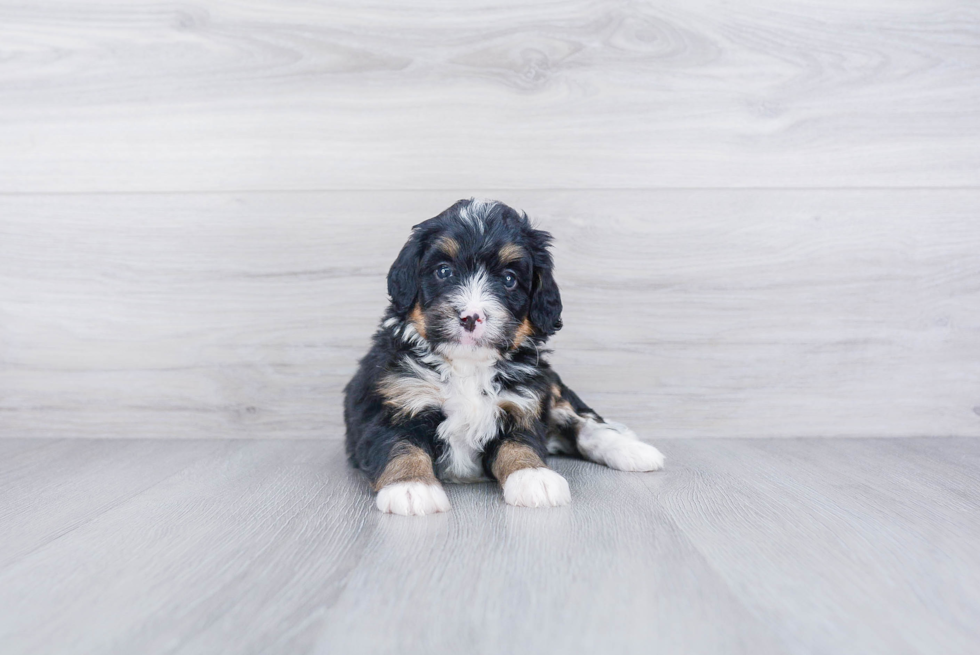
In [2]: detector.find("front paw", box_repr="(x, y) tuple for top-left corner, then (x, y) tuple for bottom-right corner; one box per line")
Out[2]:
(503, 467), (571, 508)
(376, 481), (451, 516)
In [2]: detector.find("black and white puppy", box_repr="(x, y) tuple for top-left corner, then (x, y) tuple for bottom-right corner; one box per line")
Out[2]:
(344, 199), (664, 516)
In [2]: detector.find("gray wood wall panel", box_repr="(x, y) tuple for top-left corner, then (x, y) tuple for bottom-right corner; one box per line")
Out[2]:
(0, 1), (978, 192)
(0, 2), (977, 439)
(2, 190), (978, 439)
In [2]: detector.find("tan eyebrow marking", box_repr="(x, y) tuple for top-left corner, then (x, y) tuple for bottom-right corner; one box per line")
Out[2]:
(498, 243), (526, 264)
(435, 236), (460, 258)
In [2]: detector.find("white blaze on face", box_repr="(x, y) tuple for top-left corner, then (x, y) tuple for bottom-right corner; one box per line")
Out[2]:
(449, 268), (506, 346)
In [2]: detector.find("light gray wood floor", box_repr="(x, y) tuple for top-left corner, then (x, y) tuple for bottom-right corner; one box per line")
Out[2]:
(1, 437), (978, 655)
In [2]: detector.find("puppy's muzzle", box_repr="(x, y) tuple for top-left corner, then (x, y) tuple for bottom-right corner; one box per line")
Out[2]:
(459, 311), (484, 333)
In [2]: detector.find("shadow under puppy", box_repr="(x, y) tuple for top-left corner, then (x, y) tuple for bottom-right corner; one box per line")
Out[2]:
(345, 199), (664, 516)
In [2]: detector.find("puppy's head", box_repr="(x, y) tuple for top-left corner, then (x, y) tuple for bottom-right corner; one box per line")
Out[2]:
(387, 198), (562, 351)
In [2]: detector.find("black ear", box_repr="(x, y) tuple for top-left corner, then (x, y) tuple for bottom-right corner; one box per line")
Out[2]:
(387, 230), (423, 315)
(525, 224), (563, 336)
(530, 265), (563, 336)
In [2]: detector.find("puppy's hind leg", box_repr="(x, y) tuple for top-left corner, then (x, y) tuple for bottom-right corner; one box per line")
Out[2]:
(578, 417), (665, 472)
(546, 378), (665, 472)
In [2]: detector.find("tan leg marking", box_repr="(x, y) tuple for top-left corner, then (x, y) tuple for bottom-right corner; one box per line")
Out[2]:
(491, 441), (545, 485)
(373, 443), (439, 491)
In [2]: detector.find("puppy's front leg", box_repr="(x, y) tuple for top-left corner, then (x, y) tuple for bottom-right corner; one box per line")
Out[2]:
(374, 442), (451, 516)
(486, 440), (570, 508)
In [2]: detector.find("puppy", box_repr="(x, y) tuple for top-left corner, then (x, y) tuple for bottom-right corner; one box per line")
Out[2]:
(344, 199), (664, 516)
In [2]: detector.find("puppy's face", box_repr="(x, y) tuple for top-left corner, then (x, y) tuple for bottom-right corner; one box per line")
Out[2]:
(387, 199), (562, 352)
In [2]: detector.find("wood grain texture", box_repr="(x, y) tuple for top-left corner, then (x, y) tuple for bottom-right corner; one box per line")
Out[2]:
(0, 438), (978, 654)
(0, 0), (978, 192)
(3, 4), (977, 652)
(0, 439), (374, 655)
(652, 439), (980, 654)
(0, 438), (223, 569)
(2, 190), (978, 439)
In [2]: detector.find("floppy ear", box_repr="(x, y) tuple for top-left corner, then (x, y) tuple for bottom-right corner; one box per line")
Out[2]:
(524, 224), (563, 336)
(387, 230), (423, 315)
(530, 265), (563, 336)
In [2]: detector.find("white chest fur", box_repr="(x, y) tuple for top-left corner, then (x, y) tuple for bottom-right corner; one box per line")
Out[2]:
(433, 347), (503, 482)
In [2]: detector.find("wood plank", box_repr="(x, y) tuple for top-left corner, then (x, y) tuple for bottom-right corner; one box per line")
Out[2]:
(2, 190), (977, 438)
(0, 439), (225, 568)
(1, 439), (978, 654)
(0, 438), (61, 464)
(0, 439), (374, 654)
(0, 1), (978, 192)
(313, 455), (783, 655)
(650, 438), (980, 654)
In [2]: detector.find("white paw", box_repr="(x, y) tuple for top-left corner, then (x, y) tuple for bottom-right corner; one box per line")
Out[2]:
(376, 481), (451, 516)
(600, 439), (665, 472)
(503, 467), (571, 508)
(579, 420), (665, 472)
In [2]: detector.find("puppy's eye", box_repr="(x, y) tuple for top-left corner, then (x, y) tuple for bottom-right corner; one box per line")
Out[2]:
(435, 264), (454, 280)
(502, 271), (518, 289)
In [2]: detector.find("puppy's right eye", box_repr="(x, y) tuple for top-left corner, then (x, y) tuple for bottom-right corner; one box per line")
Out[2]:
(435, 264), (454, 280)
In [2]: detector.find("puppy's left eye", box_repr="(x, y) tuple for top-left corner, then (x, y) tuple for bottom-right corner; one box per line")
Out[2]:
(502, 271), (518, 289)
(435, 264), (454, 280)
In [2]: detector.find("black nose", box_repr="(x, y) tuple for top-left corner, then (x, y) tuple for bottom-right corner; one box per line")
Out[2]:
(460, 313), (481, 332)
